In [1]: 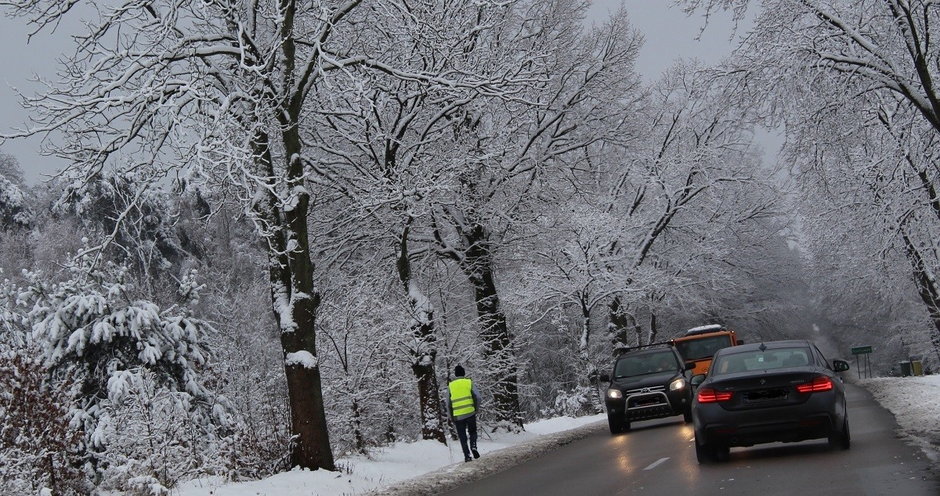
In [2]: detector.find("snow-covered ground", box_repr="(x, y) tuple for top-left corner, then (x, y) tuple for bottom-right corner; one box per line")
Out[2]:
(174, 414), (606, 496)
(860, 375), (940, 462)
(173, 376), (940, 496)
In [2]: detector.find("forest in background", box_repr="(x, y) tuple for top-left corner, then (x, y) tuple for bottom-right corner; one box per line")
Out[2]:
(0, 0), (938, 494)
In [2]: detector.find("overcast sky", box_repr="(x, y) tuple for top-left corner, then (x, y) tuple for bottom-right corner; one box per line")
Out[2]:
(0, 0), (748, 185)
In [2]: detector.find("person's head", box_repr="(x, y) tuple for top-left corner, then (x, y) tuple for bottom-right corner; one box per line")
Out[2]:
(454, 365), (466, 377)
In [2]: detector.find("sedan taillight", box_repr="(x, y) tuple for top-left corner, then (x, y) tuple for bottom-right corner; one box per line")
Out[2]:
(796, 376), (833, 393)
(697, 387), (733, 403)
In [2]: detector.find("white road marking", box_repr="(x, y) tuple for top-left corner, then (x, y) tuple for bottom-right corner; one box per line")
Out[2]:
(644, 457), (669, 471)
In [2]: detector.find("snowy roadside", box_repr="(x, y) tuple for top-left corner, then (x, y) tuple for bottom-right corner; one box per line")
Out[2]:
(172, 414), (606, 496)
(859, 375), (940, 462)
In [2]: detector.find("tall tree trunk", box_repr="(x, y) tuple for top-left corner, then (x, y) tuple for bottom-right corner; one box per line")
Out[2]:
(607, 295), (631, 356)
(351, 398), (366, 455)
(608, 295), (643, 355)
(254, 123), (335, 471)
(900, 230), (940, 363)
(459, 222), (523, 430)
(397, 220), (447, 443)
(578, 295), (593, 369)
(381, 364), (398, 444)
(579, 296), (603, 411)
(647, 312), (659, 345)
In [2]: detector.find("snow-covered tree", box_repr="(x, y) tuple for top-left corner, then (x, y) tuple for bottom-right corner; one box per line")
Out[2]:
(0, 0), (530, 470)
(596, 62), (771, 352)
(306, 0), (520, 441)
(0, 152), (30, 229)
(683, 0), (940, 364)
(12, 252), (227, 479)
(423, 1), (643, 430)
(0, 151), (25, 187)
(55, 169), (195, 283)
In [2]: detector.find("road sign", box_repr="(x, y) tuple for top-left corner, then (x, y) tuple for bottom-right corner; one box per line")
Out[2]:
(851, 346), (873, 379)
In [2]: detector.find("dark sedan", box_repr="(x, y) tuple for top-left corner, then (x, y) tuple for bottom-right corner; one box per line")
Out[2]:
(690, 339), (851, 463)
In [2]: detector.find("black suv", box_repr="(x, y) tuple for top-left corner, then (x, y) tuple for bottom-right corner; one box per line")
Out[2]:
(601, 346), (693, 434)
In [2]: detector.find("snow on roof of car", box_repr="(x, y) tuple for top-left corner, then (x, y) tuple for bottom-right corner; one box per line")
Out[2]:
(684, 324), (725, 335)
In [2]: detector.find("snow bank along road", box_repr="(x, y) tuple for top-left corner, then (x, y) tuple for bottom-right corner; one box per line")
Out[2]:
(370, 420), (606, 496)
(861, 376), (940, 463)
(390, 382), (938, 496)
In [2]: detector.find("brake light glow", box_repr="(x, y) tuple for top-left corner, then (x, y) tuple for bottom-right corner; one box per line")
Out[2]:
(796, 376), (833, 393)
(697, 388), (733, 403)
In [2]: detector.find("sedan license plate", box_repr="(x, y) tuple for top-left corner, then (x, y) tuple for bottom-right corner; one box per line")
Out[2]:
(744, 388), (788, 403)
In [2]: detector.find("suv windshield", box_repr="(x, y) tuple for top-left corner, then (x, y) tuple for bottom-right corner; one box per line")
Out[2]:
(615, 351), (678, 378)
(673, 334), (734, 361)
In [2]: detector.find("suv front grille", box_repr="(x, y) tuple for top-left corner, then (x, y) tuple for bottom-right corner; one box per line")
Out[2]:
(624, 386), (673, 419)
(625, 385), (666, 395)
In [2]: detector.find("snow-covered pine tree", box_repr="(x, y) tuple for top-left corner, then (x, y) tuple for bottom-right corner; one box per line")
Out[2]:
(15, 251), (229, 490)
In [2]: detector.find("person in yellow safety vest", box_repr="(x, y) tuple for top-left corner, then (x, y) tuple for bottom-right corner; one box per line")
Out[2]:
(447, 365), (480, 462)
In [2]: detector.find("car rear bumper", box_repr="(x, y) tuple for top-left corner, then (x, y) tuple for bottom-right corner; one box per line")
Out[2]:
(694, 395), (843, 447)
(698, 413), (834, 447)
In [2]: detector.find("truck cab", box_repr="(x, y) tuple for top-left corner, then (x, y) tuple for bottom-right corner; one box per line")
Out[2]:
(670, 325), (742, 376)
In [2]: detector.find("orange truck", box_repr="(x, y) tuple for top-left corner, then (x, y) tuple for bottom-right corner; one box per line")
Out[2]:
(670, 325), (742, 376)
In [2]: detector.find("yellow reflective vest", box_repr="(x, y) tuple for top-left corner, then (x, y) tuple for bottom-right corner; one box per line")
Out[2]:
(448, 378), (476, 418)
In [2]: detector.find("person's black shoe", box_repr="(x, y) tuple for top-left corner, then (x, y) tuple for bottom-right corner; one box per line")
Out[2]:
(464, 456), (473, 463)
(471, 448), (480, 459)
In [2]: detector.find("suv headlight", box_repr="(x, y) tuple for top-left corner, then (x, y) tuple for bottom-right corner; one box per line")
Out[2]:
(606, 388), (623, 399)
(669, 378), (686, 391)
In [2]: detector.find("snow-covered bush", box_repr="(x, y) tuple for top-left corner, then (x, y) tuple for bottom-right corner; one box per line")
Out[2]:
(315, 272), (435, 455)
(95, 368), (227, 494)
(220, 385), (291, 478)
(0, 352), (86, 495)
(11, 252), (231, 491)
(188, 253), (293, 479)
(549, 386), (603, 418)
(210, 328), (292, 478)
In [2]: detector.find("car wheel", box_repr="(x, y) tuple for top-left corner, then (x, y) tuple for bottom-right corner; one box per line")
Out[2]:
(683, 407), (693, 423)
(622, 419), (631, 432)
(608, 415), (624, 435)
(828, 415), (851, 450)
(694, 438), (713, 463)
(714, 444), (730, 462)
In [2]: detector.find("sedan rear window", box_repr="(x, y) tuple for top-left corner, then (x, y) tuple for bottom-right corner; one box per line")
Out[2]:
(711, 347), (812, 375)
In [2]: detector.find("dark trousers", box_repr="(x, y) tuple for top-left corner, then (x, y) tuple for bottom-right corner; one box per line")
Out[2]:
(454, 415), (477, 457)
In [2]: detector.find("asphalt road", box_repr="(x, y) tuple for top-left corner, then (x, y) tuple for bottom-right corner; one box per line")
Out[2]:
(443, 383), (938, 496)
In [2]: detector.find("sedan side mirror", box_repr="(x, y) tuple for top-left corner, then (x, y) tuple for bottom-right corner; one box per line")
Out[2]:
(599, 373), (610, 382)
(690, 374), (707, 387)
(832, 359), (850, 372)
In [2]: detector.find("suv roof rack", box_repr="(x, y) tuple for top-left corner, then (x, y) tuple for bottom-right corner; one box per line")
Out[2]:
(614, 341), (673, 356)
